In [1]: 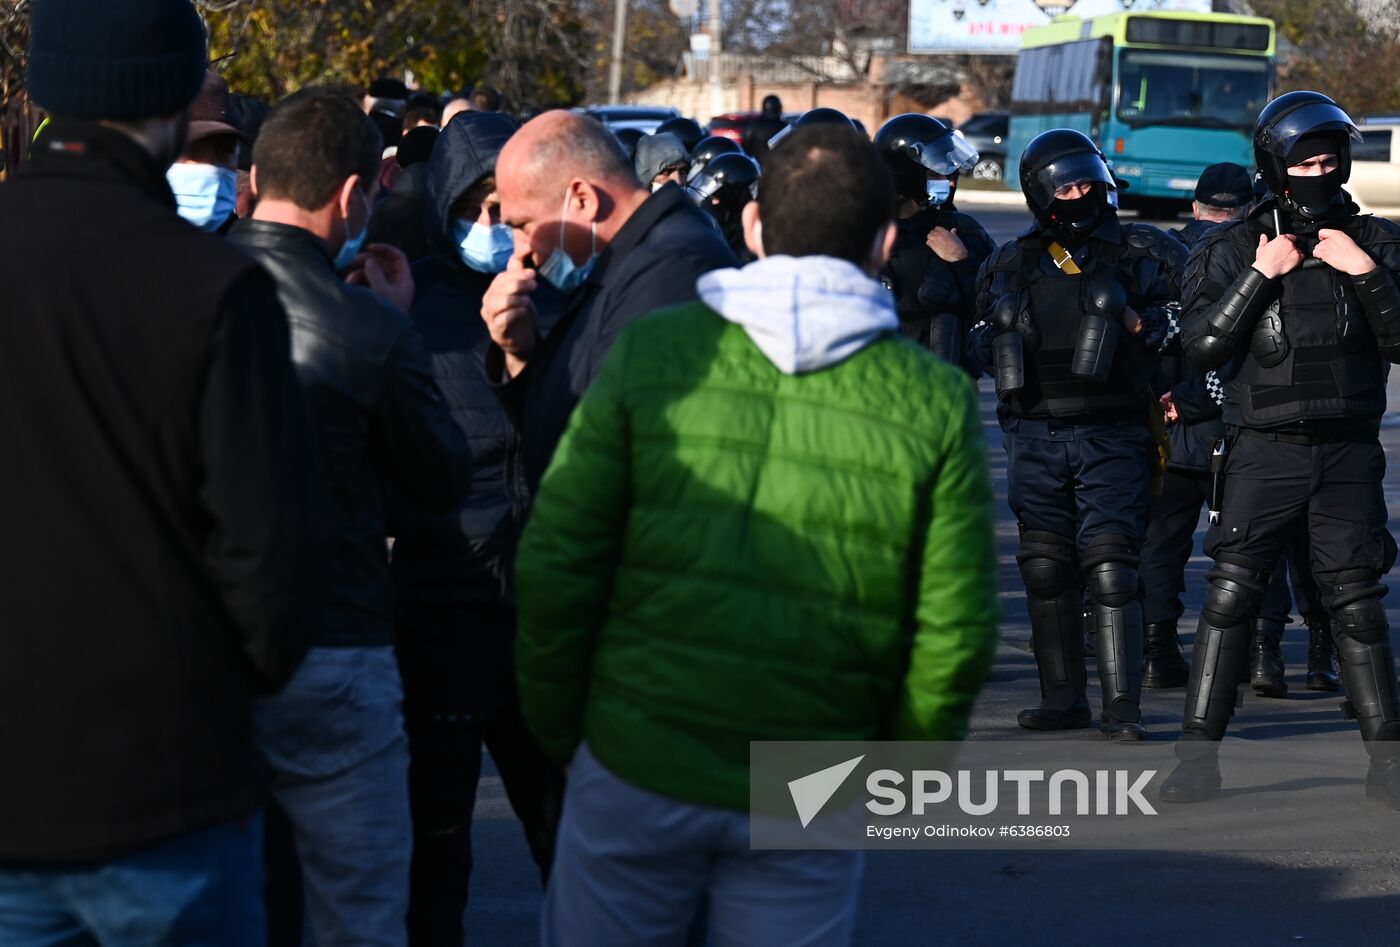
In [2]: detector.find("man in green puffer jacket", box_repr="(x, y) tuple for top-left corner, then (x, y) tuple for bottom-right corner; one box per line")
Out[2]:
(515, 124), (999, 946)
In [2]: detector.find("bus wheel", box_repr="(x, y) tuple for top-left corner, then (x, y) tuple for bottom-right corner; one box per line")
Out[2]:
(972, 157), (1004, 182)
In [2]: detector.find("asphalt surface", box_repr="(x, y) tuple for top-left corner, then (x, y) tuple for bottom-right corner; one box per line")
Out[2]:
(462, 197), (1400, 944)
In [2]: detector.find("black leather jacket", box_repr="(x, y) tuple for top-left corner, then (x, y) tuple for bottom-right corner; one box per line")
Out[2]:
(230, 219), (472, 647)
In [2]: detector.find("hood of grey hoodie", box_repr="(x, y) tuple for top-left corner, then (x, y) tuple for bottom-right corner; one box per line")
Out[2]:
(696, 254), (899, 375)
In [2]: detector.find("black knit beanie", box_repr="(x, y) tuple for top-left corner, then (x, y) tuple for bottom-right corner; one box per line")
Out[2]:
(27, 0), (208, 120)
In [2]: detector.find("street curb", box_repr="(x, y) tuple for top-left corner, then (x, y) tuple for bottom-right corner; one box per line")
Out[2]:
(956, 189), (1028, 207)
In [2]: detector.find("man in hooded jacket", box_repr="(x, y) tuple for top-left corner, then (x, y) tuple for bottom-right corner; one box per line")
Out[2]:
(390, 110), (565, 945)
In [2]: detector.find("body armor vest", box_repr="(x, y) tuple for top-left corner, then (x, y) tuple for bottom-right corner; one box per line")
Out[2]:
(995, 241), (1149, 420)
(1228, 233), (1387, 428)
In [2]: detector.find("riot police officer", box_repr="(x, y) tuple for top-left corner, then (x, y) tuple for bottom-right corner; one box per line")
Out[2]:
(687, 151), (761, 263)
(1162, 92), (1400, 806)
(875, 113), (994, 363)
(974, 129), (1186, 740)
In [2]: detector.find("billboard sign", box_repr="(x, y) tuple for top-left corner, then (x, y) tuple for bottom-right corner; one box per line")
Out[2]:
(908, 0), (1215, 54)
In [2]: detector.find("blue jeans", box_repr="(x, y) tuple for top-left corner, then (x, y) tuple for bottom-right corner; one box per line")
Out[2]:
(544, 744), (863, 947)
(255, 646), (411, 947)
(0, 816), (264, 947)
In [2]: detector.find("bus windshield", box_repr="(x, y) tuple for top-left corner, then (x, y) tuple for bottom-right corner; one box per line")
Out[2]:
(1116, 50), (1270, 131)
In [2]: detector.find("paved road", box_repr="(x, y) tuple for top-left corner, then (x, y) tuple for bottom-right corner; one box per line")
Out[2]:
(463, 198), (1400, 944)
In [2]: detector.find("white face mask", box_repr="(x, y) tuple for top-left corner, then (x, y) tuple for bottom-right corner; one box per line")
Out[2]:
(537, 188), (597, 294)
(167, 163), (237, 231)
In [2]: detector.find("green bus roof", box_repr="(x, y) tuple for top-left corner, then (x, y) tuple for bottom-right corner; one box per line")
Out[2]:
(1021, 10), (1276, 56)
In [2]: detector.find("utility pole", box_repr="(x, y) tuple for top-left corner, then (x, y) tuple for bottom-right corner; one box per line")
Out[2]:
(708, 0), (723, 120)
(608, 0), (628, 103)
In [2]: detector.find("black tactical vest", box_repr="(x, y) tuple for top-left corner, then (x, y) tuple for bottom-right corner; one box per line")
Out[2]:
(1227, 220), (1389, 429)
(1000, 243), (1149, 420)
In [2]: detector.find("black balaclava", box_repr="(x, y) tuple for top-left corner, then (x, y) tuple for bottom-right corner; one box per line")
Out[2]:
(1047, 182), (1112, 248)
(1283, 132), (1346, 221)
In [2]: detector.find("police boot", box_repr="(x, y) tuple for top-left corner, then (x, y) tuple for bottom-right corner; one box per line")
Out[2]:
(1365, 756), (1400, 812)
(1249, 618), (1288, 698)
(1163, 561), (1263, 802)
(1017, 532), (1091, 731)
(1143, 621), (1189, 689)
(1018, 586), (1092, 730)
(1084, 542), (1146, 741)
(1328, 577), (1400, 808)
(1304, 613), (1341, 692)
(1159, 739), (1222, 804)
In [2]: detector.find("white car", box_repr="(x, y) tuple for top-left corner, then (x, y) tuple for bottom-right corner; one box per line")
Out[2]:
(1349, 118), (1400, 217)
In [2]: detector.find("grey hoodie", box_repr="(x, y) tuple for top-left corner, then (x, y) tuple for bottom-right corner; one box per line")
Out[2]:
(634, 132), (689, 186)
(697, 254), (900, 375)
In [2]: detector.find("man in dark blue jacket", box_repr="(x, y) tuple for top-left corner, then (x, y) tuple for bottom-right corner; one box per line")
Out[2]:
(479, 110), (737, 494)
(389, 111), (566, 946)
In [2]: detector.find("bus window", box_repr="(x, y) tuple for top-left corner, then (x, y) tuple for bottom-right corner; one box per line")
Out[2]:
(1115, 50), (1269, 130)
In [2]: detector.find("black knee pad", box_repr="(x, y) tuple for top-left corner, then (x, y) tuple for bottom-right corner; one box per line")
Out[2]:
(1329, 576), (1390, 645)
(1085, 561), (1139, 608)
(1081, 533), (1139, 571)
(1017, 530), (1077, 600)
(1201, 557), (1267, 628)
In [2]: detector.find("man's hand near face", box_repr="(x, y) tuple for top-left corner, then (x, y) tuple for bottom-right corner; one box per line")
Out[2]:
(481, 246), (540, 378)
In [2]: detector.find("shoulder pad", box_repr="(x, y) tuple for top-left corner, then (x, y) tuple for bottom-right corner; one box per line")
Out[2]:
(1351, 213), (1400, 246)
(1121, 223), (1168, 250)
(986, 240), (1024, 273)
(1121, 222), (1188, 267)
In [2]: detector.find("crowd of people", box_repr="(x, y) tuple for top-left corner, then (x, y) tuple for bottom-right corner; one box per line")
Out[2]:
(1, 1), (1399, 945)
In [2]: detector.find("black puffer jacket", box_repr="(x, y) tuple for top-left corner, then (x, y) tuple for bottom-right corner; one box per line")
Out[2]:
(229, 219), (472, 646)
(389, 112), (562, 607)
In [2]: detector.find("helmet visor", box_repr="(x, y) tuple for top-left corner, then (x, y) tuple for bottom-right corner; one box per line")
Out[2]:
(1026, 152), (1116, 208)
(1257, 101), (1361, 159)
(686, 169), (727, 204)
(904, 132), (980, 175)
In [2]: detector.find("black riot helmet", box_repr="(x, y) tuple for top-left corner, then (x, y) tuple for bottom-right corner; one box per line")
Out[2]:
(762, 94), (782, 118)
(1019, 128), (1118, 244)
(687, 151), (761, 211)
(768, 107), (854, 151)
(655, 116), (706, 153)
(1253, 91), (1361, 221)
(689, 135), (742, 173)
(875, 113), (979, 208)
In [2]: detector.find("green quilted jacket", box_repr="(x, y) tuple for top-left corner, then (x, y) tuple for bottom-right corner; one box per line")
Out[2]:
(515, 260), (998, 812)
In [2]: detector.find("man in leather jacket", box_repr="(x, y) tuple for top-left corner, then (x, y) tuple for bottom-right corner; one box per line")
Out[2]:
(1161, 92), (1400, 808)
(230, 89), (472, 944)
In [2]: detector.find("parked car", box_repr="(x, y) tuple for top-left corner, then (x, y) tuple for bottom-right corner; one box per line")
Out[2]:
(583, 104), (682, 136)
(957, 112), (1009, 183)
(1350, 117), (1400, 216)
(708, 112), (769, 146)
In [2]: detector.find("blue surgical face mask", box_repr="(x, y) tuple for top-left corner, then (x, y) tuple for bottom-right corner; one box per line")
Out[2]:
(925, 178), (952, 208)
(454, 219), (514, 274)
(334, 188), (370, 271)
(537, 189), (597, 294)
(167, 163), (237, 231)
